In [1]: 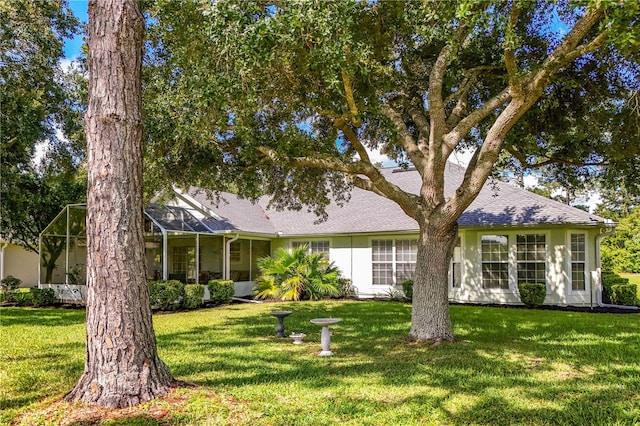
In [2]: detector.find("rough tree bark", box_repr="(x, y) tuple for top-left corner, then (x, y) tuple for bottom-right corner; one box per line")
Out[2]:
(64, 0), (175, 407)
(409, 222), (458, 342)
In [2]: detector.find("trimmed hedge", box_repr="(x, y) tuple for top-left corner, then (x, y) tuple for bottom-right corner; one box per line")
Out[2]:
(208, 279), (234, 305)
(518, 282), (546, 307)
(601, 272), (630, 304)
(183, 284), (205, 310)
(149, 280), (185, 310)
(610, 284), (638, 306)
(30, 288), (57, 307)
(401, 279), (414, 302)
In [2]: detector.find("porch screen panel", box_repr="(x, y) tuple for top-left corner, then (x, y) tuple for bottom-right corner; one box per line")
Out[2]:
(517, 234), (546, 285)
(251, 240), (271, 280)
(571, 233), (586, 291)
(481, 235), (509, 289)
(395, 239), (417, 282)
(372, 239), (393, 285)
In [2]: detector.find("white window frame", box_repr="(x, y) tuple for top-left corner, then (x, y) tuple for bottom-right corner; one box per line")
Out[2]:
(370, 237), (418, 286)
(480, 234), (510, 290)
(291, 239), (331, 256)
(516, 233), (547, 286)
(449, 235), (463, 290)
(569, 232), (587, 292)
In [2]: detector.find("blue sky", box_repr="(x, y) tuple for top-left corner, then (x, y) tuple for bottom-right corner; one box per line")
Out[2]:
(63, 1), (88, 59)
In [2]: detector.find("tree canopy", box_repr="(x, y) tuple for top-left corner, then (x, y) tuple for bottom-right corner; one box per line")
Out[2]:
(143, 0), (639, 341)
(0, 0), (85, 250)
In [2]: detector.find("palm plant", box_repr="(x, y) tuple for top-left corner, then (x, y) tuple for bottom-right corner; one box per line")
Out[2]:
(254, 246), (341, 301)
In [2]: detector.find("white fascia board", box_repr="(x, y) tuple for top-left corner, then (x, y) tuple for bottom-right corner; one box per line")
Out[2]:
(172, 186), (223, 221)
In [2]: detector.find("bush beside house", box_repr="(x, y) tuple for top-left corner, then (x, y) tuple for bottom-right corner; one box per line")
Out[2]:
(518, 283), (546, 307)
(254, 247), (341, 301)
(601, 272), (638, 306)
(208, 280), (234, 305)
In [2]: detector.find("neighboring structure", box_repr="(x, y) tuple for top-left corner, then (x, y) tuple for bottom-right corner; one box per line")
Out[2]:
(0, 240), (39, 287)
(39, 163), (614, 307)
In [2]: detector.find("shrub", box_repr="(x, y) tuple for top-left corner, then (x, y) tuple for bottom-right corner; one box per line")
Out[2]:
(518, 282), (546, 307)
(183, 284), (205, 309)
(30, 288), (57, 307)
(386, 287), (405, 301)
(149, 280), (185, 310)
(601, 272), (629, 304)
(13, 290), (34, 307)
(336, 278), (357, 299)
(1, 275), (22, 303)
(610, 284), (638, 306)
(254, 246), (341, 301)
(401, 280), (414, 302)
(208, 280), (234, 305)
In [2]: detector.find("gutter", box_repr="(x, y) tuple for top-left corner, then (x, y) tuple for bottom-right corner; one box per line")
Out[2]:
(594, 227), (638, 310)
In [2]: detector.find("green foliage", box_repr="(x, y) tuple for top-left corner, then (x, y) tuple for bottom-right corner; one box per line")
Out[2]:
(1, 276), (22, 303)
(149, 280), (185, 311)
(0, 1), (85, 252)
(1, 275), (22, 292)
(29, 288), (57, 307)
(207, 280), (234, 305)
(13, 290), (34, 307)
(517, 283), (547, 307)
(610, 284), (638, 306)
(601, 271), (629, 304)
(336, 278), (357, 299)
(601, 208), (640, 273)
(255, 247), (341, 301)
(183, 284), (205, 310)
(401, 279), (414, 302)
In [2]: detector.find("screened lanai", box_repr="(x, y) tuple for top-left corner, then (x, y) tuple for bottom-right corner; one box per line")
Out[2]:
(39, 204), (271, 301)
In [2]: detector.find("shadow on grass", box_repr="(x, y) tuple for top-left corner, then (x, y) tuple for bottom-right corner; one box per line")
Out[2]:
(0, 307), (86, 327)
(154, 301), (640, 425)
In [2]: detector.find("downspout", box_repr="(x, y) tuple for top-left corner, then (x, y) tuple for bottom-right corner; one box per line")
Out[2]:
(595, 227), (638, 310)
(225, 234), (240, 280)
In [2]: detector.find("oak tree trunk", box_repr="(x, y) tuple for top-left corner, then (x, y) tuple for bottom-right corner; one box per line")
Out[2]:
(409, 221), (458, 342)
(64, 0), (174, 407)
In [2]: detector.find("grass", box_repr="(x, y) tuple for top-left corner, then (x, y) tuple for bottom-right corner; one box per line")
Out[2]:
(1, 301), (640, 425)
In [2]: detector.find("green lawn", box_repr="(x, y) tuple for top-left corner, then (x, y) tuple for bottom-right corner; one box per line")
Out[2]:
(1, 301), (639, 425)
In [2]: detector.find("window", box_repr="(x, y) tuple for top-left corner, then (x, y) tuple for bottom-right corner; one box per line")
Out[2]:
(395, 239), (417, 282)
(481, 235), (509, 289)
(172, 246), (195, 279)
(517, 234), (546, 285)
(372, 239), (394, 285)
(451, 237), (462, 288)
(229, 241), (241, 262)
(292, 240), (330, 256)
(571, 233), (586, 291)
(371, 239), (417, 285)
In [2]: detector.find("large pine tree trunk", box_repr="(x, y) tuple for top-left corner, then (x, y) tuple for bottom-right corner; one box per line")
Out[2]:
(409, 221), (458, 342)
(64, 0), (174, 408)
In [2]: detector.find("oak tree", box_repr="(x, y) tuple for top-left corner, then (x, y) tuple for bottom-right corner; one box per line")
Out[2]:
(145, 1), (639, 341)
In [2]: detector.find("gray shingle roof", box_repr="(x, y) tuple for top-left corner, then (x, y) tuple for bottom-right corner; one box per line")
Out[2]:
(189, 163), (608, 236)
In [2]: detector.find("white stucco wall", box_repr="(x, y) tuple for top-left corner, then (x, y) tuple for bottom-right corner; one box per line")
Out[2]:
(1, 244), (39, 287)
(262, 226), (604, 307)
